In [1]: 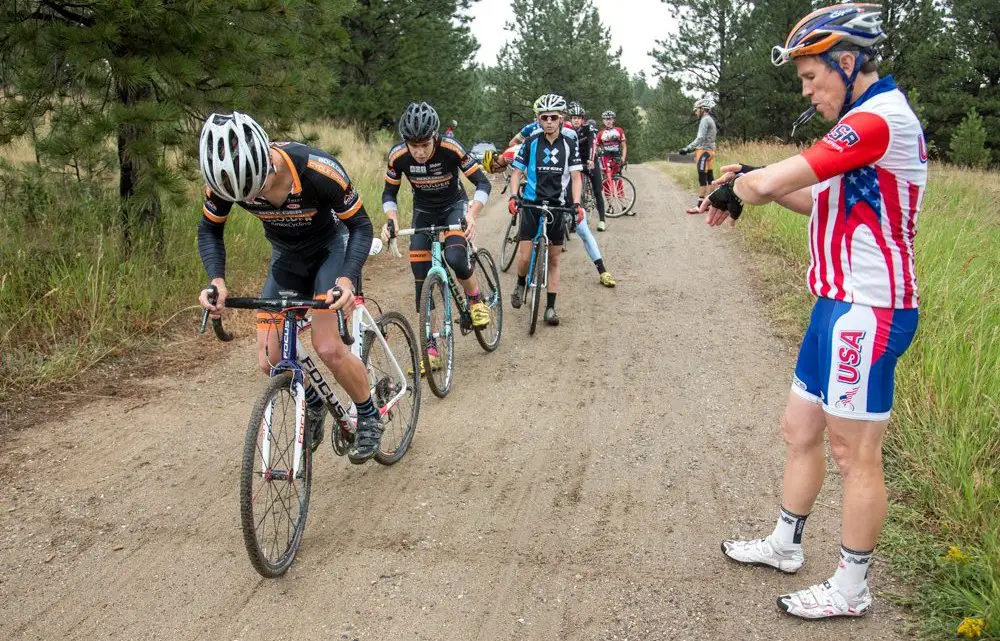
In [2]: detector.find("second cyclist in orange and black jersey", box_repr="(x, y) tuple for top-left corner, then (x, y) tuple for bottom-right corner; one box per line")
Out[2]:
(382, 135), (491, 213)
(199, 140), (373, 295)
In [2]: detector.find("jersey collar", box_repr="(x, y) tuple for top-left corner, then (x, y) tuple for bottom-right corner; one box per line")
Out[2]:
(271, 144), (302, 195)
(847, 75), (898, 112)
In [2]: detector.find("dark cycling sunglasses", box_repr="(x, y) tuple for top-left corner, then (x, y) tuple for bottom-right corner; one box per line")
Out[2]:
(539, 114), (560, 122)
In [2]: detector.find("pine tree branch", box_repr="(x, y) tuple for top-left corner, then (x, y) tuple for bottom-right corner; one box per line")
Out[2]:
(39, 0), (94, 27)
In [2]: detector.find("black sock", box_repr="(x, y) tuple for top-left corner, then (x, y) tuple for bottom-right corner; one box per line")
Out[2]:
(304, 384), (324, 411)
(594, 259), (606, 274)
(546, 292), (557, 308)
(355, 396), (379, 419)
(517, 274), (526, 287)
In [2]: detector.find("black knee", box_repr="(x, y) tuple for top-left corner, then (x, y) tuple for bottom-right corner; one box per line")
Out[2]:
(444, 235), (473, 280)
(698, 170), (711, 186)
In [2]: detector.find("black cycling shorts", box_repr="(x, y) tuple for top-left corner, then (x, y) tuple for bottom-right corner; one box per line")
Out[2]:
(518, 202), (566, 245)
(261, 225), (349, 298)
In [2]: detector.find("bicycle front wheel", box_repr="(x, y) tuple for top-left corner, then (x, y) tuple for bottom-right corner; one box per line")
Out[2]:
(499, 215), (519, 272)
(528, 241), (546, 336)
(471, 248), (503, 352)
(419, 271), (455, 398)
(361, 311), (421, 465)
(239, 372), (311, 578)
(604, 174), (636, 217)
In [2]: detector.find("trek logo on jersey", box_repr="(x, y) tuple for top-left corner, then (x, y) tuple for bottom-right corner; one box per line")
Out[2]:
(823, 123), (861, 152)
(836, 330), (866, 384)
(543, 148), (560, 165)
(918, 134), (928, 163)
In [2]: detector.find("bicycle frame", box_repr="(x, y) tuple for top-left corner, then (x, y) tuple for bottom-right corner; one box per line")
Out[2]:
(524, 206), (557, 292)
(264, 299), (409, 479)
(396, 223), (476, 338)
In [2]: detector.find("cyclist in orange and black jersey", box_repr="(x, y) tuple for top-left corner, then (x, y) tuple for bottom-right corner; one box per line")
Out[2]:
(381, 102), (493, 373)
(197, 113), (382, 465)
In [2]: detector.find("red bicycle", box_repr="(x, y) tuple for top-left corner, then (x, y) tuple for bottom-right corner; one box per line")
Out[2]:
(598, 155), (636, 217)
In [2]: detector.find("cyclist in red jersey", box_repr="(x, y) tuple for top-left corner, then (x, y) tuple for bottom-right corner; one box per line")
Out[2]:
(596, 110), (627, 176)
(700, 4), (926, 619)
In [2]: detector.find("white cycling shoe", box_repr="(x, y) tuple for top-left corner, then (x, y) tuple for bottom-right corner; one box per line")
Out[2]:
(720, 536), (805, 573)
(777, 580), (873, 619)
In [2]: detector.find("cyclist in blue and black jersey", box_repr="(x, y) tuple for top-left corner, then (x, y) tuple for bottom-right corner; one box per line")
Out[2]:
(381, 102), (493, 373)
(507, 93), (586, 326)
(196, 112), (383, 464)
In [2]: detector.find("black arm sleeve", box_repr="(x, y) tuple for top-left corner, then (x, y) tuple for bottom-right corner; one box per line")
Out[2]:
(197, 217), (227, 280)
(196, 192), (233, 280)
(339, 205), (373, 287)
(382, 153), (403, 209)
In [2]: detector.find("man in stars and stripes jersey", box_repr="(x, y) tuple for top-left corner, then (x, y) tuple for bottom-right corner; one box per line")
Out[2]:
(696, 3), (926, 622)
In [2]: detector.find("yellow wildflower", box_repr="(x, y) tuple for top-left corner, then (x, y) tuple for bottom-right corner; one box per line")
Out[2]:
(957, 617), (986, 639)
(945, 545), (969, 563)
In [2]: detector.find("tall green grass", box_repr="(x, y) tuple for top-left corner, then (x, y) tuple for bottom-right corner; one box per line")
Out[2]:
(658, 144), (999, 639)
(0, 123), (411, 397)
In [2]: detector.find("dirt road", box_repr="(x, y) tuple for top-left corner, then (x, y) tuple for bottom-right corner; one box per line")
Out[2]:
(0, 166), (905, 640)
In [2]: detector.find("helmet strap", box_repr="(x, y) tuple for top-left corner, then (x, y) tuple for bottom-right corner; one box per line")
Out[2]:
(822, 50), (865, 117)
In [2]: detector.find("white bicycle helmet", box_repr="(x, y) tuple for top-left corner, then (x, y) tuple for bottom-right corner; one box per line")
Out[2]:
(199, 112), (272, 203)
(534, 93), (567, 114)
(602, 110), (616, 120)
(693, 94), (716, 111)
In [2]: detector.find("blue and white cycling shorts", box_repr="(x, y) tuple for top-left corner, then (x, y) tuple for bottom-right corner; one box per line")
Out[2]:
(792, 298), (918, 421)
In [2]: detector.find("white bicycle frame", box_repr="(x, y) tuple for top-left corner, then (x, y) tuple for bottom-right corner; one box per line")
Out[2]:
(261, 239), (409, 478)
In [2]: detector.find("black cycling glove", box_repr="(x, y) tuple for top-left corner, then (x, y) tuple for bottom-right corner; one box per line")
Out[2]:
(736, 164), (763, 175)
(707, 182), (744, 220)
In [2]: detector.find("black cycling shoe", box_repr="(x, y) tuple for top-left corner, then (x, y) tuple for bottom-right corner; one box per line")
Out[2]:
(347, 414), (383, 464)
(510, 283), (524, 309)
(544, 306), (560, 326)
(307, 405), (326, 453)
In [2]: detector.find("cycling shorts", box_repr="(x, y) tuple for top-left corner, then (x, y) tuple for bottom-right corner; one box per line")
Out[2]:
(792, 298), (918, 421)
(261, 226), (349, 299)
(695, 149), (715, 172)
(518, 203), (567, 245)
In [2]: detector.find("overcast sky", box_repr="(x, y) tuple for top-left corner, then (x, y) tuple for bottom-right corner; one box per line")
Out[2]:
(468, 0), (679, 78)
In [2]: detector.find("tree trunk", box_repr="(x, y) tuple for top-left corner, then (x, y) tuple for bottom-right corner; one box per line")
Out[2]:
(116, 81), (163, 253)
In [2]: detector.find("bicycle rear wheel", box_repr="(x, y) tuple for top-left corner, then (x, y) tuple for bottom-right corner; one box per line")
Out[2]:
(499, 215), (519, 272)
(528, 241), (546, 336)
(239, 372), (311, 578)
(471, 248), (503, 352)
(419, 272), (455, 398)
(604, 174), (636, 217)
(360, 311), (421, 465)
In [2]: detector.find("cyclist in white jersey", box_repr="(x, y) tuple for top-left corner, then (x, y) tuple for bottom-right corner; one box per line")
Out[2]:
(698, 3), (926, 620)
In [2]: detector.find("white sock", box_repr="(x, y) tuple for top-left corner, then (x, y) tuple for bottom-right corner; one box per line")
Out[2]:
(830, 545), (873, 596)
(770, 506), (808, 548)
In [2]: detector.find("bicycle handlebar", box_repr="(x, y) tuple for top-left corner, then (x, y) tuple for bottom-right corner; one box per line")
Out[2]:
(199, 285), (353, 346)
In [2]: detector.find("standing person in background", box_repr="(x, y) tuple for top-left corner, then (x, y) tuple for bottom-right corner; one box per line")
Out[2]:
(445, 119), (457, 137)
(701, 4), (925, 620)
(507, 93), (586, 326)
(596, 110), (628, 178)
(680, 94), (718, 214)
(568, 102), (608, 231)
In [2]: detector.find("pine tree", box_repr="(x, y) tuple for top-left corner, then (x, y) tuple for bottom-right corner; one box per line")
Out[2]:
(0, 0), (349, 246)
(331, 0), (480, 142)
(949, 108), (991, 168)
(484, 0), (640, 147)
(651, 0), (751, 136)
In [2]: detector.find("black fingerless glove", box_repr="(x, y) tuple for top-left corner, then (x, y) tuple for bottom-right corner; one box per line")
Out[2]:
(736, 164), (764, 175)
(707, 182), (744, 220)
